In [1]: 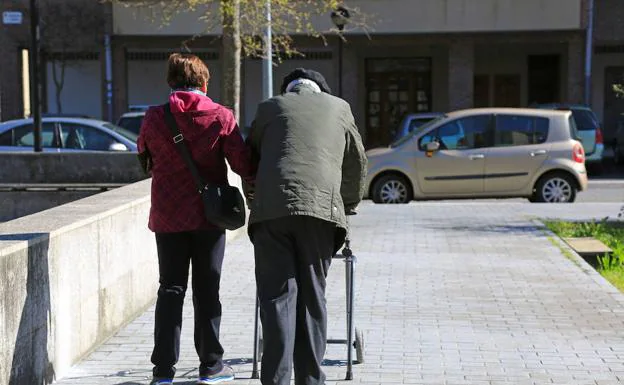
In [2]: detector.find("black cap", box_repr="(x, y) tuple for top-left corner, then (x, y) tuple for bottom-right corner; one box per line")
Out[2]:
(280, 68), (332, 94)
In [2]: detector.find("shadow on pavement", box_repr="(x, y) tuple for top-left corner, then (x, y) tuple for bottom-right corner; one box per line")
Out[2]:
(424, 224), (543, 235)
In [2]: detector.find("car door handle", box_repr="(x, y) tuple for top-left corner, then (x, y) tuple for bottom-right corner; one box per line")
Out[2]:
(530, 150), (547, 157)
(470, 154), (485, 160)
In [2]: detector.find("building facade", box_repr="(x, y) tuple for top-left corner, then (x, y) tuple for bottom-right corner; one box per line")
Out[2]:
(2, 0), (624, 148)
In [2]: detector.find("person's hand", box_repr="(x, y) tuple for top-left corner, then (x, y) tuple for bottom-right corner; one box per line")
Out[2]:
(242, 181), (255, 207)
(345, 204), (358, 216)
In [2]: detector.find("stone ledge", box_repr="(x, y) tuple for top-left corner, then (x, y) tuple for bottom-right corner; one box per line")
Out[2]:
(563, 237), (613, 257)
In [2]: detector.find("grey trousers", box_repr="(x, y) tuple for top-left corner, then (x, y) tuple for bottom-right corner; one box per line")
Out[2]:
(251, 216), (336, 385)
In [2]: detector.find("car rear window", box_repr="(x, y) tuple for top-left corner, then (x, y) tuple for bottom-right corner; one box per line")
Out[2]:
(568, 115), (580, 140)
(117, 116), (144, 135)
(570, 109), (598, 131)
(104, 123), (139, 142)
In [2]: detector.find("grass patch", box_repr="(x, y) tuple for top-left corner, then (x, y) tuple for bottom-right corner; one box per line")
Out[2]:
(545, 220), (624, 292)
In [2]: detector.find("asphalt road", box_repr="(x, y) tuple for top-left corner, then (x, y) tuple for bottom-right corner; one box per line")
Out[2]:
(578, 178), (624, 202)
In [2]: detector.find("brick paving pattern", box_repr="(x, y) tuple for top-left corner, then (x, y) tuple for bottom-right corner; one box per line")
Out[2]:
(54, 201), (624, 385)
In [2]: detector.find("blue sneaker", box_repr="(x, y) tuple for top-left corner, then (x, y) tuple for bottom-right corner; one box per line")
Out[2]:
(197, 365), (234, 384)
(150, 378), (173, 385)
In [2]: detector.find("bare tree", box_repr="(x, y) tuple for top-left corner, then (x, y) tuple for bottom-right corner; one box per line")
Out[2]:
(113, 0), (371, 120)
(40, 0), (106, 113)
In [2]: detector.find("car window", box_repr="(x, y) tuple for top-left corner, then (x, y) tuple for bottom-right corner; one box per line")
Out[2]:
(104, 123), (138, 142)
(494, 115), (549, 147)
(0, 123), (57, 147)
(60, 123), (119, 151)
(571, 109), (598, 131)
(117, 116), (143, 136)
(568, 115), (580, 140)
(419, 115), (492, 150)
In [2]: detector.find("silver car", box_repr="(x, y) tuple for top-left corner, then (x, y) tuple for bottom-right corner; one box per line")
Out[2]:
(365, 108), (588, 203)
(0, 117), (138, 152)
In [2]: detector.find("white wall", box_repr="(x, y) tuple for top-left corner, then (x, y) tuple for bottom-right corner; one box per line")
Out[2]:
(46, 60), (102, 119)
(113, 0), (583, 36)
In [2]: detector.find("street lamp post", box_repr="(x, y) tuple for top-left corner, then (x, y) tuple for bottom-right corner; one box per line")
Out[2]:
(30, 0), (43, 152)
(262, 0), (273, 100)
(331, 6), (350, 98)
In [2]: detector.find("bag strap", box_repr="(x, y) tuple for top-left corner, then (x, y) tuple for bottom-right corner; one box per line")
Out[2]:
(163, 103), (206, 192)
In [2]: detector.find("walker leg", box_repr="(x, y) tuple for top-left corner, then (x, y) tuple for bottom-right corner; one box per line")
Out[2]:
(251, 295), (261, 379)
(344, 250), (355, 380)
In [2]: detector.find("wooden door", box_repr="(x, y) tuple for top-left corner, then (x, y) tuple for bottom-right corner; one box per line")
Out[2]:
(365, 58), (431, 148)
(494, 74), (521, 107)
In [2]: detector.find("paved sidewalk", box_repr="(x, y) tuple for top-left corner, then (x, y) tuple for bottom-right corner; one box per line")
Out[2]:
(54, 202), (624, 385)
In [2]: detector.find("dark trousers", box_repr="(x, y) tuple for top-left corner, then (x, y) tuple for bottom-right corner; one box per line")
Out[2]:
(252, 216), (336, 385)
(151, 229), (226, 379)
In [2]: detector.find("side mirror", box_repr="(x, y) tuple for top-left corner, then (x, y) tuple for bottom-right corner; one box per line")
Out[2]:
(109, 142), (129, 152)
(426, 141), (440, 152)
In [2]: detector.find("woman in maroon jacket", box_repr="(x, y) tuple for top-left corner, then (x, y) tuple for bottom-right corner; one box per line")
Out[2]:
(137, 53), (255, 385)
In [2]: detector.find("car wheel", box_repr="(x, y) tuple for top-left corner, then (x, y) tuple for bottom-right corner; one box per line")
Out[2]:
(533, 173), (576, 203)
(372, 174), (412, 204)
(614, 142), (623, 165)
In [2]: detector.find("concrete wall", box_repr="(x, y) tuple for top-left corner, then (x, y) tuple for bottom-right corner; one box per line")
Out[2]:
(0, 175), (249, 384)
(0, 191), (100, 222)
(112, 0), (583, 36)
(0, 180), (157, 385)
(0, 153), (146, 184)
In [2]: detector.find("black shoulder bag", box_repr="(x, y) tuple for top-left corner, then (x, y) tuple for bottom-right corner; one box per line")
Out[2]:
(163, 103), (246, 231)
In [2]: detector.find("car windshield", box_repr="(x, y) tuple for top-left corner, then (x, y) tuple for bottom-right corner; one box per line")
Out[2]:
(104, 123), (139, 142)
(410, 117), (441, 135)
(390, 115), (447, 148)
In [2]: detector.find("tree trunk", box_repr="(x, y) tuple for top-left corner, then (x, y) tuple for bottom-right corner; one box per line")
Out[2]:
(51, 58), (66, 113)
(221, 0), (241, 123)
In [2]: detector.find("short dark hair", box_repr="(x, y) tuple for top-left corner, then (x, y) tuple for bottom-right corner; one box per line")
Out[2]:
(166, 53), (210, 89)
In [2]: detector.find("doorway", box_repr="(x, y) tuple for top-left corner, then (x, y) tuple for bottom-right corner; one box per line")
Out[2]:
(604, 66), (624, 142)
(528, 55), (560, 105)
(365, 58), (432, 148)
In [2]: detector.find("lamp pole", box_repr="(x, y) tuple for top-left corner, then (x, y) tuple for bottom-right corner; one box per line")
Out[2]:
(331, 6), (350, 98)
(30, 0), (43, 152)
(584, 0), (595, 106)
(262, 0), (273, 100)
(338, 25), (344, 97)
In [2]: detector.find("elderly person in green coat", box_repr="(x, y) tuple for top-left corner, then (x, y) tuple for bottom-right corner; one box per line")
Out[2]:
(246, 68), (367, 385)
